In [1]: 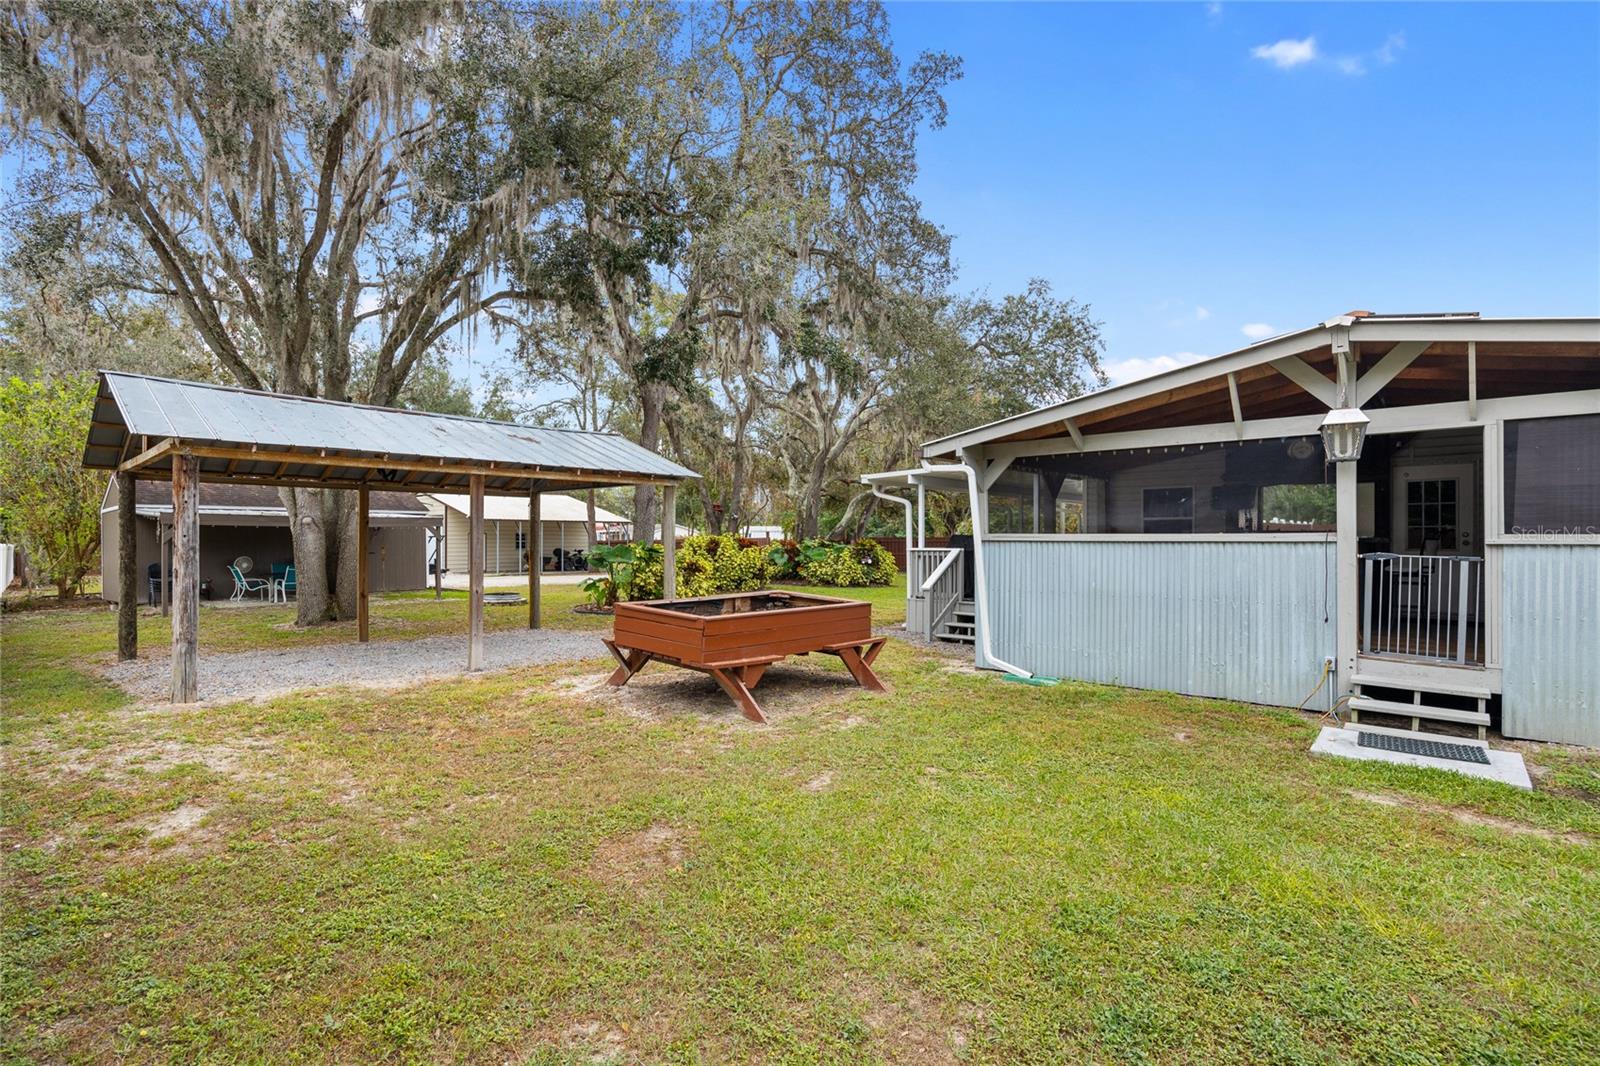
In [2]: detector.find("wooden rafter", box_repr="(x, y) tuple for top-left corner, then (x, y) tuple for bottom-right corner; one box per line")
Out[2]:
(119, 436), (179, 472)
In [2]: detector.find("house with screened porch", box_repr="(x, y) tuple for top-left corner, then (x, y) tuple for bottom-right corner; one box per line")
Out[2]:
(865, 312), (1600, 747)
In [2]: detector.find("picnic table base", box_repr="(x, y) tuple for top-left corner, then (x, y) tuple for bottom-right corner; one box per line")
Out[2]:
(602, 636), (889, 725)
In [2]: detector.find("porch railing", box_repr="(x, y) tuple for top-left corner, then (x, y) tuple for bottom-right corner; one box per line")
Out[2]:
(907, 546), (963, 640)
(1360, 553), (1485, 665)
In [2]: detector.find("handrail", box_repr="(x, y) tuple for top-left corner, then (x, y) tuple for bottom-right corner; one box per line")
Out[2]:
(920, 546), (961, 593)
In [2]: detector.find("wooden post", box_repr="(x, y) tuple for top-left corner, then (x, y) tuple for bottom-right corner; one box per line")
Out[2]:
(117, 475), (137, 661)
(170, 454), (200, 703)
(916, 481), (926, 548)
(433, 521), (443, 599)
(357, 486), (370, 643)
(158, 522), (169, 617)
(661, 483), (677, 600)
(468, 474), (485, 670)
(529, 490), (542, 629)
(1335, 458), (1359, 696)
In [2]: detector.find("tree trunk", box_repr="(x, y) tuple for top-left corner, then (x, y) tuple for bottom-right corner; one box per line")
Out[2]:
(329, 491), (359, 620)
(283, 488), (334, 625)
(584, 490), (597, 546)
(633, 382), (666, 539)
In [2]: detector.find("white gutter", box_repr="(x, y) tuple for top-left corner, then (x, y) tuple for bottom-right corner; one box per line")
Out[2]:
(915, 461), (1032, 678)
(866, 483), (913, 546)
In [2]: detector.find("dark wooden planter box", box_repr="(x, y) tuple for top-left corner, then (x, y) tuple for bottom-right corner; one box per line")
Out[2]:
(604, 591), (887, 723)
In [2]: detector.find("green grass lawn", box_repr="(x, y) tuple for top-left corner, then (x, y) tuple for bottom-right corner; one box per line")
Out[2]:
(3, 579), (1598, 1064)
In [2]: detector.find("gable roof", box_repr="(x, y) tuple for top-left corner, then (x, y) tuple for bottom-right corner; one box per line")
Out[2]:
(84, 371), (697, 495)
(924, 313), (1600, 457)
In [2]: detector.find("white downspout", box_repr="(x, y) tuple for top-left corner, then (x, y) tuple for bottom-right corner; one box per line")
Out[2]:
(917, 461), (1031, 678)
(867, 484), (913, 547)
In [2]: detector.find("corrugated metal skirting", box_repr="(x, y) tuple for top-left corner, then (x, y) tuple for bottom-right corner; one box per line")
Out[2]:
(985, 540), (1337, 707)
(1500, 545), (1600, 746)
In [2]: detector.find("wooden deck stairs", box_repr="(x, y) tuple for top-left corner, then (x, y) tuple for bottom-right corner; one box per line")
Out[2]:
(1349, 674), (1491, 741)
(934, 599), (976, 645)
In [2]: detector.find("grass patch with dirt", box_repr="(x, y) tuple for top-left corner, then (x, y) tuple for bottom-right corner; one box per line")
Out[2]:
(3, 578), (1598, 1063)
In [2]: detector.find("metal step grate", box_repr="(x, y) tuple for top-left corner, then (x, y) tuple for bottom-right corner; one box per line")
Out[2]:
(1358, 731), (1490, 765)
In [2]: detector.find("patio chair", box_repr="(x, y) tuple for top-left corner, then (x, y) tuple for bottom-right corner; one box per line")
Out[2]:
(227, 563), (271, 601)
(279, 565), (296, 601)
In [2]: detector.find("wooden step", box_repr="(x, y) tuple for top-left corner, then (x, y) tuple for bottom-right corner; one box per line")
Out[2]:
(1351, 674), (1491, 700)
(1348, 696), (1489, 727)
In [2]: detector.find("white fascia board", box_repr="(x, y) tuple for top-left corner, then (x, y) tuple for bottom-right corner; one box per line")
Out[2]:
(921, 316), (1600, 460)
(984, 387), (1600, 459)
(921, 325), (1330, 457)
(1348, 318), (1600, 343)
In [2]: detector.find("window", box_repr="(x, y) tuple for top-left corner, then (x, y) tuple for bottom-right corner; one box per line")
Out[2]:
(1142, 487), (1194, 533)
(1505, 414), (1600, 535)
(1404, 478), (1458, 550)
(514, 530), (527, 551)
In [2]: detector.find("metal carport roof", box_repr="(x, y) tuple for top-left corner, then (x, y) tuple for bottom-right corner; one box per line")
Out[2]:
(84, 371), (698, 493)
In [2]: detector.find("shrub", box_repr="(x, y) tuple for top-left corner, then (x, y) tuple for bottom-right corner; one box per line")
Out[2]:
(797, 538), (897, 587)
(628, 534), (773, 600)
(580, 541), (662, 607)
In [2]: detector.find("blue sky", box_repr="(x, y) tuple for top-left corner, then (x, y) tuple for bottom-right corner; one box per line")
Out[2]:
(889, 1), (1600, 383)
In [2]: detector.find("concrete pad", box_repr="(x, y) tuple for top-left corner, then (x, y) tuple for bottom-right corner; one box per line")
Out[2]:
(1311, 726), (1531, 790)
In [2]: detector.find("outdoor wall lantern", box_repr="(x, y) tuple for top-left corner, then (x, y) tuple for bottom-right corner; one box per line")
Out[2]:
(1319, 406), (1370, 463)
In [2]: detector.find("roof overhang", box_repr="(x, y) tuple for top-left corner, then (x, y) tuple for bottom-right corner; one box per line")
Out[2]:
(922, 315), (1600, 458)
(84, 372), (699, 496)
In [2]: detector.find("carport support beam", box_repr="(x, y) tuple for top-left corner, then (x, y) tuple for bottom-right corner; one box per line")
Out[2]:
(529, 490), (542, 629)
(117, 476), (137, 661)
(171, 453), (200, 703)
(661, 483), (677, 600)
(357, 487), (369, 643)
(468, 474), (485, 670)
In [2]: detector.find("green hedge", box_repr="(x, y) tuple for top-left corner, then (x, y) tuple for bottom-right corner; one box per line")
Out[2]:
(631, 534), (774, 600)
(797, 539), (897, 587)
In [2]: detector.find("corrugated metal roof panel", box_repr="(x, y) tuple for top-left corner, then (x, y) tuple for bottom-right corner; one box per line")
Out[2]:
(85, 372), (697, 484)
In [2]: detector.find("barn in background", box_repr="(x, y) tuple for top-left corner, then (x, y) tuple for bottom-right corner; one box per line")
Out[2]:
(99, 477), (437, 604)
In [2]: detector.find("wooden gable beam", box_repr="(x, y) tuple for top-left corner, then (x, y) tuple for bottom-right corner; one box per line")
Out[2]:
(1269, 356), (1337, 407)
(1226, 372), (1244, 438)
(1355, 341), (1429, 405)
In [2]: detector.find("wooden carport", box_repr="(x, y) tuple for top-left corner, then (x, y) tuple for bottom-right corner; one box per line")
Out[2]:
(83, 372), (697, 703)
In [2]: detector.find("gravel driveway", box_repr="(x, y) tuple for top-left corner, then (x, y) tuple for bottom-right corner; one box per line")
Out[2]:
(104, 628), (606, 704)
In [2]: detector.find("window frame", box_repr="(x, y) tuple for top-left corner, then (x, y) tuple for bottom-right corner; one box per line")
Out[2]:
(1141, 486), (1195, 535)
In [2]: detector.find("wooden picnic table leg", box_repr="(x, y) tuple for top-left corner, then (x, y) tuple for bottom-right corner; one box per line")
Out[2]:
(739, 662), (768, 688)
(835, 644), (888, 693)
(860, 638), (887, 667)
(603, 640), (652, 686)
(710, 667), (768, 724)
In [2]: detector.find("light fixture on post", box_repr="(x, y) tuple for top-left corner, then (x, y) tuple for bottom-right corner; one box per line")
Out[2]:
(1319, 407), (1370, 463)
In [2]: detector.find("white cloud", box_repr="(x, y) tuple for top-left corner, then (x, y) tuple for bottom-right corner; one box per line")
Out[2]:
(1195, 305), (1212, 321)
(1205, 2), (1223, 19)
(1256, 31), (1406, 76)
(1240, 323), (1276, 340)
(1104, 351), (1207, 386)
(1251, 37), (1317, 69)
